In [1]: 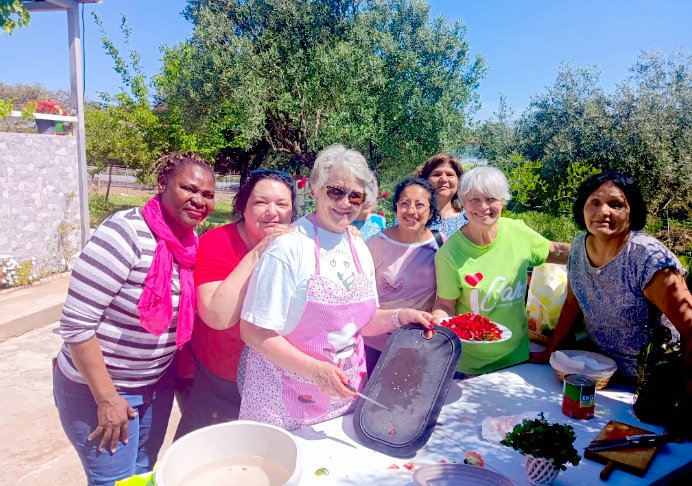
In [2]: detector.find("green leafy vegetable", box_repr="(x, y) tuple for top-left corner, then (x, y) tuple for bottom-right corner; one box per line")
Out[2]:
(500, 413), (581, 471)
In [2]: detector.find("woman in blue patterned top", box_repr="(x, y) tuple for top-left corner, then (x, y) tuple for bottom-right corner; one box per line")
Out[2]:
(415, 153), (468, 238)
(531, 171), (692, 394)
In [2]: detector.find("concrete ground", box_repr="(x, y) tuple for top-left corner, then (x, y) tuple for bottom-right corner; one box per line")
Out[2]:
(0, 322), (181, 486)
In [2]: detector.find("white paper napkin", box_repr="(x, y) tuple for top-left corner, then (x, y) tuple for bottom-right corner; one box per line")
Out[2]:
(481, 412), (542, 443)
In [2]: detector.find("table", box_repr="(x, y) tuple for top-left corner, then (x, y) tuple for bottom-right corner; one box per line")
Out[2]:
(293, 363), (692, 485)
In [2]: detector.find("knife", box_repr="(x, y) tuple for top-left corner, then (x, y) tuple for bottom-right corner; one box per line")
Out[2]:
(344, 383), (390, 410)
(586, 433), (672, 452)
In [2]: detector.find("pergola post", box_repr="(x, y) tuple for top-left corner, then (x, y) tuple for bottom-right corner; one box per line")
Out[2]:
(23, 0), (99, 248)
(66, 5), (90, 248)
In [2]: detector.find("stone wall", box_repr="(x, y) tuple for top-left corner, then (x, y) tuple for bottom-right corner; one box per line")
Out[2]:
(0, 133), (81, 276)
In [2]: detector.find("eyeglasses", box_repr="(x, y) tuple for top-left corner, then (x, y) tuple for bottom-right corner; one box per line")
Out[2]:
(397, 201), (430, 213)
(250, 169), (292, 181)
(325, 185), (366, 206)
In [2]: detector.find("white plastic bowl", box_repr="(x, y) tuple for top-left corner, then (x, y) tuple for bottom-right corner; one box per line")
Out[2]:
(155, 420), (302, 486)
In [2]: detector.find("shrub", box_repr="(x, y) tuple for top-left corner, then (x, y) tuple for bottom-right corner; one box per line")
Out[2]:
(0, 256), (38, 289)
(504, 209), (581, 242)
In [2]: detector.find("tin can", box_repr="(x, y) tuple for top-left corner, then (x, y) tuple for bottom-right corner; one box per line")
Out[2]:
(562, 374), (596, 420)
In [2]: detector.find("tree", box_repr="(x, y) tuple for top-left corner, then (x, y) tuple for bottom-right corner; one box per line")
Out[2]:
(476, 95), (515, 168)
(1, 0), (30, 35)
(85, 12), (203, 200)
(474, 51), (692, 218)
(514, 63), (613, 180)
(0, 82), (71, 108)
(156, 0), (485, 180)
(610, 50), (692, 217)
(85, 107), (158, 202)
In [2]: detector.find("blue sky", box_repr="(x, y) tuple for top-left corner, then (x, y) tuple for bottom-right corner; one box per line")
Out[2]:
(1, 0), (691, 121)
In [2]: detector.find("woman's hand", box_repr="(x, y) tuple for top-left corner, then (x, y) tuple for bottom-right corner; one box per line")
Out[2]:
(89, 393), (137, 453)
(253, 224), (294, 256)
(310, 360), (355, 399)
(346, 225), (362, 239)
(399, 308), (436, 338)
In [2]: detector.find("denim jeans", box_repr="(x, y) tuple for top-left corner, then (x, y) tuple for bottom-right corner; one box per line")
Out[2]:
(53, 362), (175, 486)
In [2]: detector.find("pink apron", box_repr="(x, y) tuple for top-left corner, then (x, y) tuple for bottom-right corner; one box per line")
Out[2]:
(239, 214), (377, 431)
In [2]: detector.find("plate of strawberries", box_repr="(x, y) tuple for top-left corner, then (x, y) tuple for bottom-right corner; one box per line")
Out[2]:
(439, 312), (512, 344)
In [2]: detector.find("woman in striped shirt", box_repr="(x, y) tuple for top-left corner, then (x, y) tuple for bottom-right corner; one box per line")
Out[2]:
(52, 152), (215, 486)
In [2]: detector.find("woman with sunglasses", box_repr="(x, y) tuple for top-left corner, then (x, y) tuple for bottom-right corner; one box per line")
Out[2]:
(236, 144), (434, 431)
(173, 169), (296, 439)
(364, 178), (444, 376)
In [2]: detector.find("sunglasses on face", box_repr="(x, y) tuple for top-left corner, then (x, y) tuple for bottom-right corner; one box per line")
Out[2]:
(325, 185), (366, 206)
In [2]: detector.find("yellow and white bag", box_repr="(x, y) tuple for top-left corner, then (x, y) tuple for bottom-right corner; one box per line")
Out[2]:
(526, 263), (568, 343)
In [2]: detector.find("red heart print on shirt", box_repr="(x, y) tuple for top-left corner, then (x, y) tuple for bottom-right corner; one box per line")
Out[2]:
(464, 272), (483, 287)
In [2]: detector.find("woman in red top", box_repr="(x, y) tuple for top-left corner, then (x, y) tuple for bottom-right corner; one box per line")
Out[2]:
(174, 170), (296, 439)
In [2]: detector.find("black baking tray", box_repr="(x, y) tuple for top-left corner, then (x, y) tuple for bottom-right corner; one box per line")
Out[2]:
(353, 324), (461, 458)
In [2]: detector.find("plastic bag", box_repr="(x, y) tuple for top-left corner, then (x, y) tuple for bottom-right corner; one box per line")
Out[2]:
(526, 263), (567, 343)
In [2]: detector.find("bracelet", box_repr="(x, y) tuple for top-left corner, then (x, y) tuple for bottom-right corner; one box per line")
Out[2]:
(392, 308), (402, 328)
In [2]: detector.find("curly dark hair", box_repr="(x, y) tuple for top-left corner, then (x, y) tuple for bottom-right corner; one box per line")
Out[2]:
(573, 170), (647, 232)
(414, 153), (464, 212)
(392, 177), (442, 228)
(153, 151), (214, 187)
(233, 170), (297, 221)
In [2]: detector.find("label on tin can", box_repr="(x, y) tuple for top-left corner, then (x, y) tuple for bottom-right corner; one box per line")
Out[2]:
(562, 374), (596, 420)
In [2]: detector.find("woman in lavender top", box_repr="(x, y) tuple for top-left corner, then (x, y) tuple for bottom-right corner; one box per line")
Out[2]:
(531, 172), (692, 393)
(364, 178), (443, 375)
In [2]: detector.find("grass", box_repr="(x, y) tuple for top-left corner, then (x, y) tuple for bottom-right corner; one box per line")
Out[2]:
(89, 193), (234, 228)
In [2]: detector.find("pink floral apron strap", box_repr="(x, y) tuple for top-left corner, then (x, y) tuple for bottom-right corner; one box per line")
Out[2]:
(309, 212), (322, 275)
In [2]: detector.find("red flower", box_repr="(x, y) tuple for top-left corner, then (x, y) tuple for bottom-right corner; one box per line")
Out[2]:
(297, 177), (308, 189)
(26, 98), (67, 115)
(381, 192), (390, 199)
(378, 211), (385, 216)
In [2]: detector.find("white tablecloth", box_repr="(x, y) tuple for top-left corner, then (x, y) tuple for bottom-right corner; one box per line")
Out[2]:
(293, 363), (692, 485)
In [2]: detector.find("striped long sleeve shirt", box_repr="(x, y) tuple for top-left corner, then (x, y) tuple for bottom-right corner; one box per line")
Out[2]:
(57, 207), (180, 389)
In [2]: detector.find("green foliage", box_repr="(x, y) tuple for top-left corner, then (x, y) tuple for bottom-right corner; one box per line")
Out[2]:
(20, 100), (35, 120)
(480, 51), (692, 219)
(476, 95), (515, 166)
(0, 98), (11, 118)
(89, 194), (115, 215)
(504, 209), (580, 243)
(87, 12), (208, 188)
(548, 161), (601, 214)
(505, 155), (546, 210)
(500, 413), (581, 471)
(156, 0), (485, 179)
(1, 0), (30, 35)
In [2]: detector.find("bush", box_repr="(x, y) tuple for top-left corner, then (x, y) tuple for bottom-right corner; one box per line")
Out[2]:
(504, 209), (581, 242)
(0, 256), (38, 289)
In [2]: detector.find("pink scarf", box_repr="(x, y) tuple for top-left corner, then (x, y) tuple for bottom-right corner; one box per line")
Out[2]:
(138, 195), (198, 349)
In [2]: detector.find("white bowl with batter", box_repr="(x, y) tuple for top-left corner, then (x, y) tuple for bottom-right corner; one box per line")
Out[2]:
(155, 420), (303, 486)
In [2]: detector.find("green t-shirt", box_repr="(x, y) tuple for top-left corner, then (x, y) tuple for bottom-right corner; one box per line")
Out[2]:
(435, 217), (550, 374)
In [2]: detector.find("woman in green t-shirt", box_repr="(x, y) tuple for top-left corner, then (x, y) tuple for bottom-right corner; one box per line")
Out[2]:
(432, 166), (570, 377)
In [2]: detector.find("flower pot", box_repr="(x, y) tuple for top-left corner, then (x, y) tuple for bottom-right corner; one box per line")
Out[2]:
(36, 119), (56, 134)
(524, 454), (560, 485)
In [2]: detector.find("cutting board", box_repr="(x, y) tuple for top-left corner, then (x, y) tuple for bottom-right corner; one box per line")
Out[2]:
(584, 420), (661, 478)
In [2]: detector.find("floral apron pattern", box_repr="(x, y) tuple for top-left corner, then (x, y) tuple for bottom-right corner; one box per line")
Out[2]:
(239, 213), (377, 430)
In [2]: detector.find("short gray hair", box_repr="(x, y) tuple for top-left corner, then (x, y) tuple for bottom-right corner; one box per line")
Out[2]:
(310, 144), (377, 205)
(457, 166), (511, 203)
